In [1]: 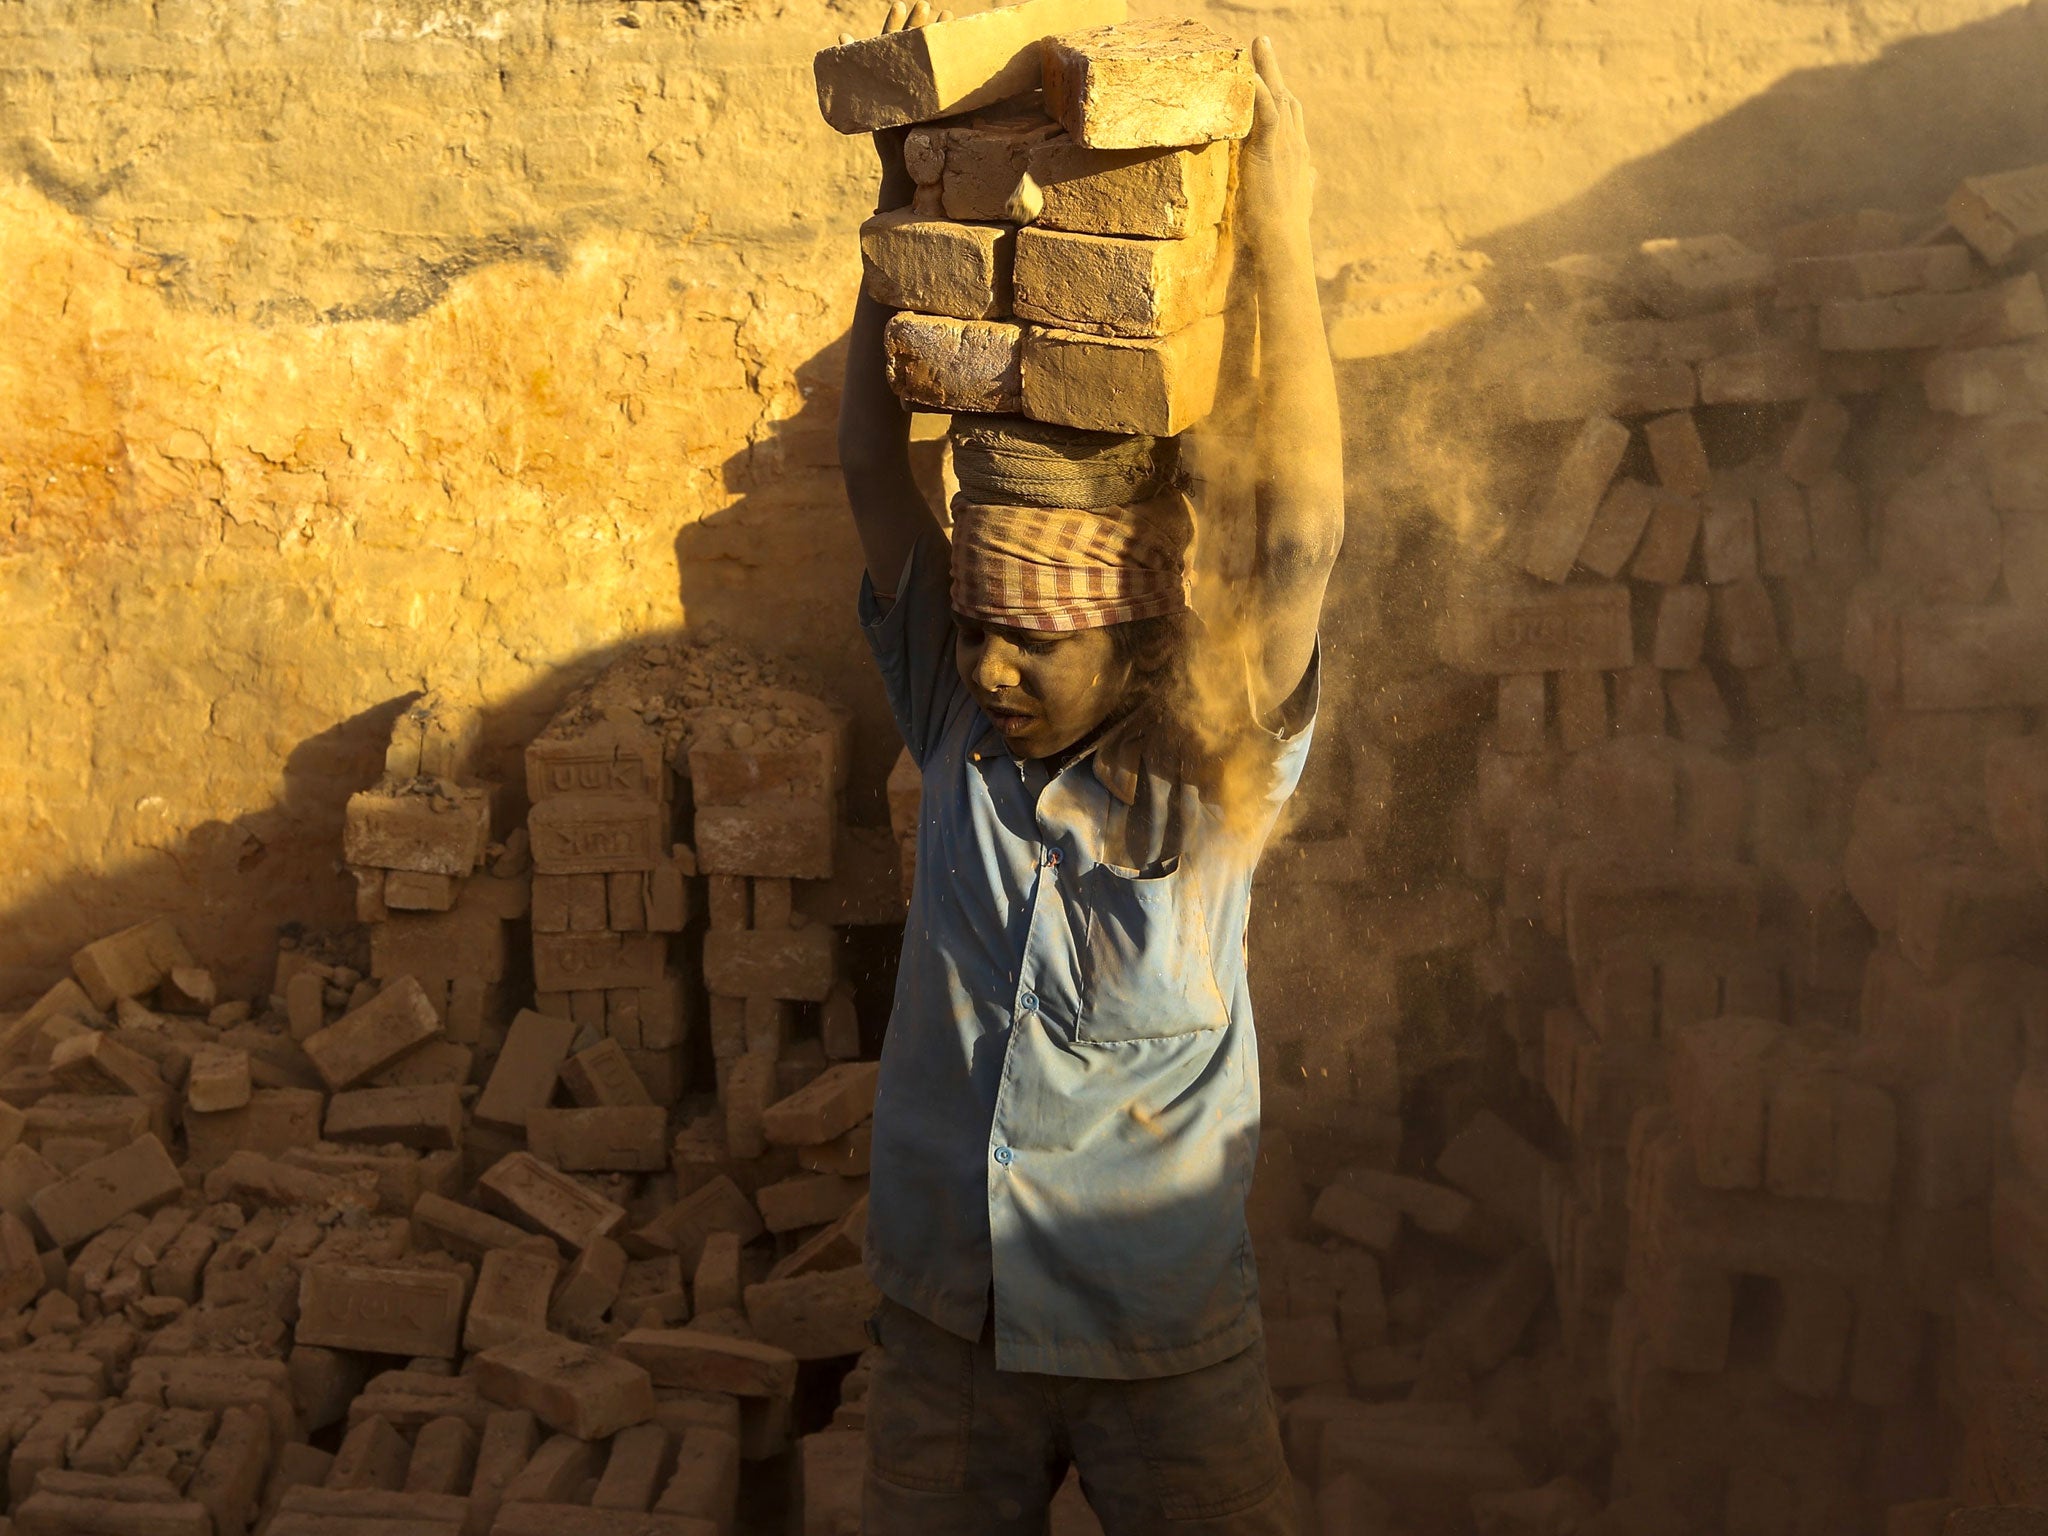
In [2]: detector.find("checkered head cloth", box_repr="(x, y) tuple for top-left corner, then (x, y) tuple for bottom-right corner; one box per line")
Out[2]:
(949, 493), (1195, 634)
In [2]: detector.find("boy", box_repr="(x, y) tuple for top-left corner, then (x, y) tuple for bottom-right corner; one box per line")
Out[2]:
(836, 12), (1343, 1531)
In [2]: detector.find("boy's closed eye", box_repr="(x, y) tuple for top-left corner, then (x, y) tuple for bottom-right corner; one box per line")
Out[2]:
(959, 621), (1065, 657)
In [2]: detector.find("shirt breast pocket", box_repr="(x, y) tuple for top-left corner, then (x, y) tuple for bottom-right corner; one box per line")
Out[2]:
(1077, 857), (1231, 1043)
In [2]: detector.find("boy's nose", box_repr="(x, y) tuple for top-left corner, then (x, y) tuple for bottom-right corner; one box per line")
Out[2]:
(975, 643), (1022, 693)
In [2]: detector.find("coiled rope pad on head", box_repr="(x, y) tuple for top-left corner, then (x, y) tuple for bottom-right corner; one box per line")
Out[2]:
(949, 416), (1174, 511)
(949, 492), (1194, 634)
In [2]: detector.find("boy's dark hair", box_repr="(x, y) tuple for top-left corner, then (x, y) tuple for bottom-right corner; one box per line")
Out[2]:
(1108, 611), (1186, 671)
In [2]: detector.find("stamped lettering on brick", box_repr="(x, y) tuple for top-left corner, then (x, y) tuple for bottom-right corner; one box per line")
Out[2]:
(529, 801), (662, 875)
(298, 1265), (464, 1357)
(531, 748), (662, 800)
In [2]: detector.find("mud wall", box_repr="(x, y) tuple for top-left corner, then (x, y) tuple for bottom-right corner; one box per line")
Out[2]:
(4, 0), (2045, 998)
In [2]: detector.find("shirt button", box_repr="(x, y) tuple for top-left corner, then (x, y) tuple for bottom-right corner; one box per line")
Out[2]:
(1020, 992), (1038, 1012)
(993, 1145), (1013, 1166)
(1046, 848), (1062, 867)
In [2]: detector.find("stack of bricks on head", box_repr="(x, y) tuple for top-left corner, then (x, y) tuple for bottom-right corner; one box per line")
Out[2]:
(816, 0), (1249, 435)
(0, 639), (908, 1536)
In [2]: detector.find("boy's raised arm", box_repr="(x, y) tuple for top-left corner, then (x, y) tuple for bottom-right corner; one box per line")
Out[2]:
(1239, 38), (1344, 720)
(836, 2), (951, 597)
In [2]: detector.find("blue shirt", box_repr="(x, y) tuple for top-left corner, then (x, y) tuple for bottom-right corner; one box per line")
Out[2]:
(859, 535), (1317, 1380)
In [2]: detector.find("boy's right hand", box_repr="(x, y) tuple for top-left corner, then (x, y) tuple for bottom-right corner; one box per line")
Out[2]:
(840, 1), (956, 210)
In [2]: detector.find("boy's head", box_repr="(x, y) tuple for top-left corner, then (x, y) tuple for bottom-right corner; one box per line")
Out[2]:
(945, 416), (1190, 760)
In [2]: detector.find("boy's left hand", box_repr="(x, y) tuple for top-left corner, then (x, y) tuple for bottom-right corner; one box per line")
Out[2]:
(840, 1), (954, 209)
(1239, 37), (1315, 252)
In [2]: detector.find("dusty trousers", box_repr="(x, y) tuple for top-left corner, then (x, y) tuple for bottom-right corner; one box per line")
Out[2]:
(861, 1299), (1299, 1536)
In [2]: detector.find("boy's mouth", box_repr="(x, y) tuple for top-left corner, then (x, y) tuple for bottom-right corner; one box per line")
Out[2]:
(983, 702), (1035, 735)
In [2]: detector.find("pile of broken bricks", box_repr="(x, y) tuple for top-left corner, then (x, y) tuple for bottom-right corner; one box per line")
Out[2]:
(818, 0), (1247, 437)
(0, 638), (902, 1535)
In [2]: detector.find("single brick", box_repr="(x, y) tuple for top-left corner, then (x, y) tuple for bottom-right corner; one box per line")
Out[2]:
(1575, 476), (1655, 579)
(1042, 17), (1253, 149)
(475, 1010), (578, 1133)
(799, 1124), (874, 1178)
(608, 870), (647, 931)
(1777, 243), (1972, 305)
(527, 1107), (668, 1174)
(525, 718), (667, 804)
(1668, 1018), (1782, 1191)
(1013, 224), (1225, 339)
(1948, 162), (2048, 263)
(762, 1062), (880, 1147)
(614, 1328), (799, 1398)
(296, 1264), (468, 1358)
(813, 0), (1126, 134)
(1020, 315), (1224, 436)
(861, 210), (1015, 321)
(1630, 234), (1773, 317)
(1643, 411), (1711, 496)
(592, 1423), (674, 1512)
(403, 1416), (478, 1496)
(702, 927), (838, 1004)
(324, 1084), (464, 1151)
(616, 1253), (689, 1328)
(1753, 473), (1812, 576)
(472, 1334), (655, 1440)
(478, 1152), (628, 1252)
(531, 931), (668, 995)
(1699, 485), (1758, 584)
(302, 976), (443, 1091)
(72, 919), (192, 1011)
(1437, 578), (1633, 674)
(693, 1232), (744, 1317)
(1780, 396), (1852, 484)
(528, 795), (664, 876)
(466, 1247), (561, 1353)
(411, 1192), (540, 1261)
(383, 870), (459, 911)
(562, 1038), (654, 1108)
(1309, 1185), (1400, 1252)
(882, 309), (1025, 413)
(184, 1044), (251, 1114)
(550, 1236), (628, 1334)
(465, 1409), (540, 1533)
(1523, 415), (1631, 584)
(1554, 670), (1609, 754)
(655, 1425), (742, 1527)
(768, 1199), (871, 1282)
(647, 851), (694, 933)
(693, 801), (838, 881)
(909, 109), (1063, 223)
(1029, 136), (1231, 240)
(1823, 274), (2048, 351)
(566, 874), (608, 931)
(49, 1030), (164, 1100)
(634, 1178), (762, 1270)
(29, 1134), (182, 1250)
(1714, 579), (1782, 670)
(1630, 493), (1701, 584)
(755, 1173), (867, 1236)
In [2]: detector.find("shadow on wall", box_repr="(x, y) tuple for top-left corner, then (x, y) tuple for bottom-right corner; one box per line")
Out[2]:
(675, 331), (914, 820)
(1475, 1), (2048, 260)
(2, 629), (655, 1003)
(0, 339), (891, 1006)
(11, 2), (2048, 1003)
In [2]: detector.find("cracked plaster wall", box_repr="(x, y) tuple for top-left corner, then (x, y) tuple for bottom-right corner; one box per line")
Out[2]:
(0, 0), (2032, 999)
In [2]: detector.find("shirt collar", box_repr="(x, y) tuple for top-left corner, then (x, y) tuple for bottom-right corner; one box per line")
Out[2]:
(968, 701), (1151, 807)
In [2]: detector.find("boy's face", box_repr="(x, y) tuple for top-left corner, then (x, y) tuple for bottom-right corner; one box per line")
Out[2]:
(955, 618), (1134, 761)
